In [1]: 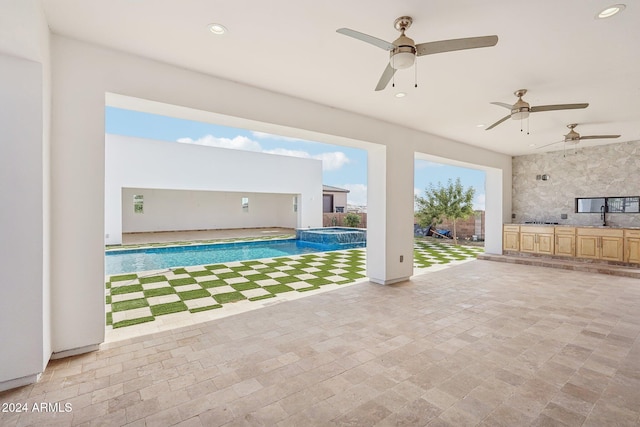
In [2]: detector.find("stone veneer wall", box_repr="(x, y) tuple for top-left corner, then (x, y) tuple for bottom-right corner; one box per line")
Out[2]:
(512, 140), (640, 228)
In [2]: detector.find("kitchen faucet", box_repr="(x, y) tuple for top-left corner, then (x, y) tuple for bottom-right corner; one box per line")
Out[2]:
(600, 205), (606, 226)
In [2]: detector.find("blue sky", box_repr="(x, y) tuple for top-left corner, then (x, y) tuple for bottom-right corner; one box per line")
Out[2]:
(105, 107), (486, 209)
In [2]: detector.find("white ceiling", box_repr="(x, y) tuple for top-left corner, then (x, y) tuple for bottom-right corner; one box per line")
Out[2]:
(41, 0), (640, 156)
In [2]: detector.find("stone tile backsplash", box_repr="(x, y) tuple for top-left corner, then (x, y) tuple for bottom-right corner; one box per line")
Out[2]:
(512, 140), (640, 227)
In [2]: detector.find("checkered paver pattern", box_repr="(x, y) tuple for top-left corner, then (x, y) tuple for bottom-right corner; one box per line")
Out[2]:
(106, 249), (367, 329)
(106, 240), (484, 329)
(413, 240), (485, 268)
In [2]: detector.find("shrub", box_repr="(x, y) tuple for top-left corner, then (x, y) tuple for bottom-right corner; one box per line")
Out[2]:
(344, 213), (361, 228)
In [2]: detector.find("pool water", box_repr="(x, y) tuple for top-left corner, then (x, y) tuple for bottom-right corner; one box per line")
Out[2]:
(105, 239), (364, 275)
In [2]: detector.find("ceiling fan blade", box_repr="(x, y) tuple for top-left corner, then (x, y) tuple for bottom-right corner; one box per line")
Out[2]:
(491, 102), (513, 110)
(536, 140), (564, 149)
(485, 115), (511, 130)
(579, 135), (621, 140)
(336, 28), (395, 51)
(416, 35), (498, 56)
(375, 63), (397, 91)
(530, 103), (589, 113)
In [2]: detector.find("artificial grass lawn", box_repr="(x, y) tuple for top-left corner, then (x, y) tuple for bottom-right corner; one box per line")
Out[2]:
(143, 287), (176, 298)
(111, 298), (148, 312)
(264, 284), (295, 294)
(178, 289), (212, 300)
(169, 277), (197, 286)
(199, 279), (229, 288)
(248, 294), (276, 302)
(139, 275), (167, 284)
(150, 301), (188, 316)
(189, 304), (223, 313)
(110, 273), (137, 282)
(230, 282), (261, 291)
(113, 316), (155, 329)
(189, 270), (214, 277)
(213, 291), (246, 304)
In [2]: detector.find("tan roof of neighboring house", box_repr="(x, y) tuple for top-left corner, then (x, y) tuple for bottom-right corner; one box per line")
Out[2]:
(322, 184), (350, 193)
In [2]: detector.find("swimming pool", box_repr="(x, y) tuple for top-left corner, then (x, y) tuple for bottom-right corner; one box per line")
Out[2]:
(105, 239), (364, 275)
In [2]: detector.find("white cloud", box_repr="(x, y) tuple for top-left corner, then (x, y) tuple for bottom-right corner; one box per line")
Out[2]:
(341, 183), (367, 206)
(250, 131), (309, 143)
(263, 149), (349, 171)
(474, 193), (486, 210)
(177, 135), (262, 152)
(177, 134), (350, 171)
(415, 160), (444, 169)
(313, 152), (350, 171)
(263, 148), (311, 157)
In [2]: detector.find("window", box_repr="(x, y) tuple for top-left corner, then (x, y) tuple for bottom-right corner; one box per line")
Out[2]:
(133, 195), (144, 214)
(293, 196), (298, 213)
(576, 196), (640, 213)
(242, 197), (249, 213)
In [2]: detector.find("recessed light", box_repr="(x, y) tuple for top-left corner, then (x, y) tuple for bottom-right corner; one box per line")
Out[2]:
(596, 4), (626, 19)
(207, 23), (228, 35)
(529, 143), (536, 147)
(476, 124), (485, 128)
(395, 92), (406, 98)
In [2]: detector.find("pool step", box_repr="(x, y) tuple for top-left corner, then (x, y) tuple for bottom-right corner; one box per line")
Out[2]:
(478, 253), (640, 279)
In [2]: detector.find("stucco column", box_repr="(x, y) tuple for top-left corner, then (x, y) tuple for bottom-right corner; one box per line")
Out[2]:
(366, 145), (415, 284)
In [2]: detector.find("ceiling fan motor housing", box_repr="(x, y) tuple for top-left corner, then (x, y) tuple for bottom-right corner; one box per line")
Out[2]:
(511, 97), (530, 120)
(390, 34), (416, 69)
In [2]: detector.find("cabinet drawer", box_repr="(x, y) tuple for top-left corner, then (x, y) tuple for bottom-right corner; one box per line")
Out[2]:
(503, 225), (520, 232)
(520, 226), (554, 234)
(577, 228), (623, 238)
(625, 229), (640, 238)
(555, 227), (575, 235)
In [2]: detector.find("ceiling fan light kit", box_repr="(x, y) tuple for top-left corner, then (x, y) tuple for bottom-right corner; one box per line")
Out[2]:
(336, 16), (498, 91)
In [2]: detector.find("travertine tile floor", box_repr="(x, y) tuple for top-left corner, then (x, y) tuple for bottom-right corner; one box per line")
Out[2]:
(2, 260), (639, 426)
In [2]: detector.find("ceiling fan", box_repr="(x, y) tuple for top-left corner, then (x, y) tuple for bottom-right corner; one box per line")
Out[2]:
(537, 123), (621, 150)
(337, 16), (498, 91)
(486, 89), (589, 131)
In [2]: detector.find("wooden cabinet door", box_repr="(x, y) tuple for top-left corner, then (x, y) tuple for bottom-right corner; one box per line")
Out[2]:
(601, 237), (623, 261)
(555, 234), (575, 257)
(520, 232), (536, 253)
(626, 238), (640, 264)
(503, 231), (519, 251)
(577, 235), (598, 259)
(537, 233), (555, 255)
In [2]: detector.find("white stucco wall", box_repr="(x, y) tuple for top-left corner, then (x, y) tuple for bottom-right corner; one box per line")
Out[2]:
(105, 135), (320, 244)
(0, 0), (51, 391)
(0, 53), (45, 388)
(121, 189), (298, 234)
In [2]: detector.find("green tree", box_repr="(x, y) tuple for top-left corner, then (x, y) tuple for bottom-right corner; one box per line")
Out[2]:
(343, 212), (361, 228)
(415, 178), (475, 245)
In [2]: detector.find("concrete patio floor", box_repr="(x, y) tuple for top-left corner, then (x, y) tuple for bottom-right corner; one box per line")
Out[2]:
(2, 260), (639, 426)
